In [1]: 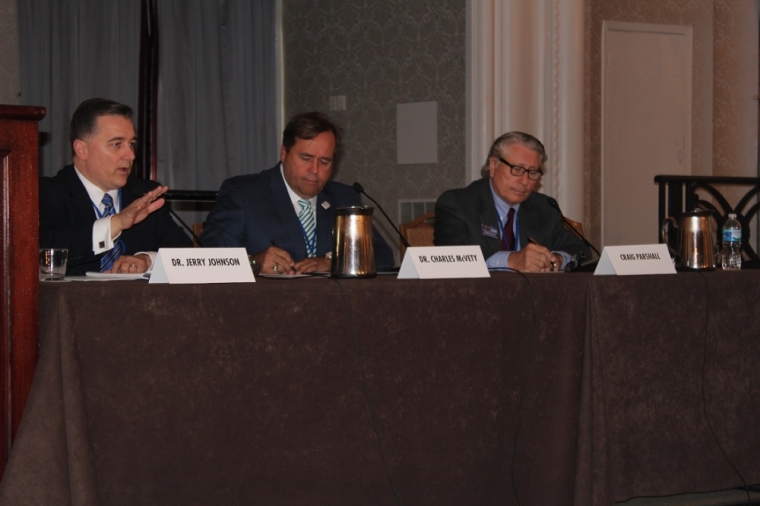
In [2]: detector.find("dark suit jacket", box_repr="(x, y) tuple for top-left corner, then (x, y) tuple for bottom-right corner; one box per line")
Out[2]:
(434, 177), (590, 261)
(200, 165), (395, 271)
(40, 165), (193, 275)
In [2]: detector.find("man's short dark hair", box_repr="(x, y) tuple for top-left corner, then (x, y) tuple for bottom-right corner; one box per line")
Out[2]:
(282, 112), (341, 156)
(69, 98), (133, 148)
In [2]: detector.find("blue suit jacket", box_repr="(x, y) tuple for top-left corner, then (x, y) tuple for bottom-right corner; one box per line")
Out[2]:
(39, 165), (193, 275)
(200, 165), (395, 271)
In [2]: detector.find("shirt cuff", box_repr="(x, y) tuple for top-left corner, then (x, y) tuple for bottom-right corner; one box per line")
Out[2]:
(92, 216), (116, 254)
(554, 251), (572, 270)
(486, 251), (511, 269)
(134, 251), (157, 272)
(487, 250), (572, 270)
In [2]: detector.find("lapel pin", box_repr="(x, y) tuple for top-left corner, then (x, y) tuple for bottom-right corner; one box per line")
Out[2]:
(481, 224), (499, 239)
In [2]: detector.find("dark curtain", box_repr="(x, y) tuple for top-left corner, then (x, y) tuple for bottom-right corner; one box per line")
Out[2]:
(18, 0), (278, 192)
(155, 0), (279, 191)
(18, 0), (141, 177)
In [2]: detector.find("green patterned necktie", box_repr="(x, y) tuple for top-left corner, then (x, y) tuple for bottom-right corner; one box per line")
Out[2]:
(297, 199), (316, 257)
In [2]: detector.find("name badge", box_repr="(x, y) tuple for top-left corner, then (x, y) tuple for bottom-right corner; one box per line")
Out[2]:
(149, 248), (255, 284)
(481, 224), (499, 240)
(594, 244), (676, 276)
(398, 246), (490, 279)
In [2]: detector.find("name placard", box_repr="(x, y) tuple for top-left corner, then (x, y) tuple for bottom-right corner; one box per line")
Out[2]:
(594, 244), (676, 276)
(398, 246), (490, 279)
(149, 248), (255, 284)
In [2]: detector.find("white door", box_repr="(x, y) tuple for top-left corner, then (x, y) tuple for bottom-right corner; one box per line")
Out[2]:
(602, 21), (692, 246)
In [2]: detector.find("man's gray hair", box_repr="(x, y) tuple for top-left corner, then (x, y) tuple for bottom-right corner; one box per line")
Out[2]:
(481, 131), (547, 178)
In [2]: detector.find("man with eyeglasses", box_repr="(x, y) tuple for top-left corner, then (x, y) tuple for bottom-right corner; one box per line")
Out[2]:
(434, 131), (589, 272)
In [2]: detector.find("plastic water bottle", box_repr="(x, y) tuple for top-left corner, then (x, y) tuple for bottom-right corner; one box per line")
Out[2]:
(721, 213), (741, 270)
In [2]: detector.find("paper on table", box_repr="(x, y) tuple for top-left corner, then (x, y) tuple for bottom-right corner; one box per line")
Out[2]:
(258, 273), (324, 279)
(84, 272), (150, 280)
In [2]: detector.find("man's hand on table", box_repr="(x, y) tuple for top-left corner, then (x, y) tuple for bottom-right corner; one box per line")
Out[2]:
(252, 246), (296, 275)
(293, 256), (331, 274)
(106, 254), (151, 274)
(508, 243), (562, 272)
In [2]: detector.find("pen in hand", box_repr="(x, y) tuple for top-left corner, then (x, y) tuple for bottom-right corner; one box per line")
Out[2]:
(527, 237), (558, 271)
(269, 239), (295, 274)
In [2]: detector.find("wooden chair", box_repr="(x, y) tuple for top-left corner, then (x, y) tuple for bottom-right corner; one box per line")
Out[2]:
(399, 211), (435, 257)
(192, 222), (203, 247)
(563, 217), (584, 237)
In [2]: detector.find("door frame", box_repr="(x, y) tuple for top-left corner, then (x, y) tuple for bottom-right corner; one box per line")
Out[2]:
(601, 20), (693, 246)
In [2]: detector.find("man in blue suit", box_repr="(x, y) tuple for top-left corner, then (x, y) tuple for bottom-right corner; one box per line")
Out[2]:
(200, 112), (394, 274)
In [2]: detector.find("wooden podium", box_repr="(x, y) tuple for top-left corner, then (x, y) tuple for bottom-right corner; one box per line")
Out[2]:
(0, 105), (46, 476)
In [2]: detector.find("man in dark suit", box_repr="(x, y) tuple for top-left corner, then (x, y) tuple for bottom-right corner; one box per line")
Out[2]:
(200, 112), (394, 274)
(40, 98), (192, 276)
(434, 131), (589, 272)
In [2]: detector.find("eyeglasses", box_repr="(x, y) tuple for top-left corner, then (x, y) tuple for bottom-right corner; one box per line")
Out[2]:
(498, 157), (543, 181)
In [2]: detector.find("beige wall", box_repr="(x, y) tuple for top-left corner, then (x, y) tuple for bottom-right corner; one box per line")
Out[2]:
(713, 0), (758, 179)
(585, 0), (759, 246)
(0, 0), (21, 104)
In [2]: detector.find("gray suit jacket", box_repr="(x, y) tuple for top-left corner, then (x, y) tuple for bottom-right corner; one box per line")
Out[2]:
(433, 177), (590, 260)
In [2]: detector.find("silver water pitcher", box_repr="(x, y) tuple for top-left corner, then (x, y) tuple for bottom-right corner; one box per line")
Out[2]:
(331, 206), (376, 278)
(661, 209), (717, 270)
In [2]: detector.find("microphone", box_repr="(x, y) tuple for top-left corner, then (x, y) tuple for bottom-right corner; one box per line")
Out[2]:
(127, 185), (205, 246)
(352, 182), (411, 248)
(546, 197), (600, 258)
(166, 207), (205, 247)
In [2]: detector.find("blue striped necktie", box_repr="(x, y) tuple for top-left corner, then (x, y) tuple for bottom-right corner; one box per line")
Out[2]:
(100, 193), (126, 271)
(297, 199), (316, 258)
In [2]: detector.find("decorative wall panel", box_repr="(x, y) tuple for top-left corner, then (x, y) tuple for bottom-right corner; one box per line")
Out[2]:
(283, 0), (466, 254)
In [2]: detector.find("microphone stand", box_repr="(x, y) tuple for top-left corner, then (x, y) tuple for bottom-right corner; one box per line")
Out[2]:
(352, 182), (411, 249)
(560, 216), (600, 258)
(545, 197), (601, 272)
(126, 185), (205, 246)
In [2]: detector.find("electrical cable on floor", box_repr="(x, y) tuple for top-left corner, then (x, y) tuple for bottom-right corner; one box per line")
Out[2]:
(697, 272), (751, 505)
(502, 268), (536, 506)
